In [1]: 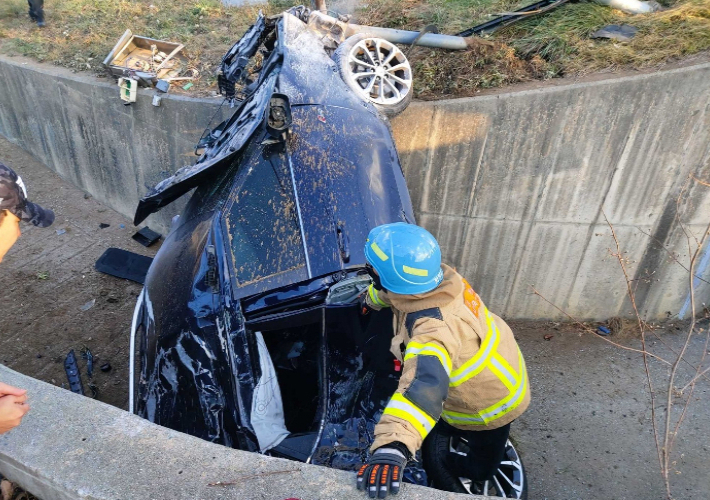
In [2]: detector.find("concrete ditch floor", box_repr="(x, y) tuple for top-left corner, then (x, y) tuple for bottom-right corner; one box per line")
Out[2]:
(0, 136), (709, 499)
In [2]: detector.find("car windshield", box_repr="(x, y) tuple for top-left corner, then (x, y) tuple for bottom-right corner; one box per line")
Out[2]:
(224, 147), (306, 286)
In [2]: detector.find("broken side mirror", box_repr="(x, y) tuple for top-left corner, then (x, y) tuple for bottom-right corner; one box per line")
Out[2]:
(266, 93), (292, 138)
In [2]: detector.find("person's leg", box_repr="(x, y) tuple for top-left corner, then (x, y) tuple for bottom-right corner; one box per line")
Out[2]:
(27, 0), (37, 21)
(445, 421), (511, 482)
(27, 0), (45, 25)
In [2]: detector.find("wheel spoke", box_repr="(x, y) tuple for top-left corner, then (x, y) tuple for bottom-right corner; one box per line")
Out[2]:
(388, 63), (409, 72)
(497, 469), (523, 492)
(354, 71), (376, 80)
(377, 76), (384, 100)
(364, 75), (376, 94)
(356, 43), (377, 65)
(383, 76), (401, 100)
(492, 476), (506, 496)
(499, 461), (519, 467)
(374, 39), (383, 63)
(482, 480), (490, 496)
(382, 50), (397, 66)
(386, 72), (410, 87)
(349, 54), (376, 69)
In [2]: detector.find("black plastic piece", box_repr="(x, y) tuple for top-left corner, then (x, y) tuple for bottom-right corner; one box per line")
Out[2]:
(457, 0), (568, 37)
(95, 248), (153, 284)
(266, 94), (292, 137)
(64, 350), (84, 395)
(270, 432), (318, 462)
(132, 227), (162, 247)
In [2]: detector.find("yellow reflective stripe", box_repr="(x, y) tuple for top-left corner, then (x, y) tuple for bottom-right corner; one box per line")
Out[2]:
(442, 409), (485, 425)
(443, 350), (528, 426)
(370, 242), (389, 261)
(368, 284), (388, 307)
(404, 341), (452, 375)
(383, 393), (436, 439)
(449, 308), (499, 387)
(402, 265), (428, 277)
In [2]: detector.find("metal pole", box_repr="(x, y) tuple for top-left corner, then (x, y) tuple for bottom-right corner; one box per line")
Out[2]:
(314, 0), (327, 13)
(345, 24), (471, 49)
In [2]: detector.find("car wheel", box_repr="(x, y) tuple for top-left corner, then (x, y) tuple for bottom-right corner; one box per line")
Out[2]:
(423, 431), (528, 499)
(333, 34), (413, 118)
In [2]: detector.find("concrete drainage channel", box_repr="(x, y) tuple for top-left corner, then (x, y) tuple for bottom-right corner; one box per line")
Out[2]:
(1, 55), (709, 320)
(0, 365), (481, 500)
(1, 51), (710, 500)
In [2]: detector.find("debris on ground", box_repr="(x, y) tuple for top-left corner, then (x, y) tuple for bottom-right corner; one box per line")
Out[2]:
(118, 77), (138, 103)
(35, 271), (49, 280)
(593, 0), (661, 14)
(95, 248), (154, 284)
(103, 30), (190, 87)
(155, 80), (170, 93)
(81, 347), (94, 379)
(99, 223), (110, 229)
(64, 350), (85, 395)
(597, 326), (612, 336)
(544, 334), (554, 340)
(55, 228), (66, 235)
(100, 362), (112, 373)
(79, 299), (96, 311)
(608, 317), (624, 334)
(132, 227), (162, 247)
(591, 24), (638, 41)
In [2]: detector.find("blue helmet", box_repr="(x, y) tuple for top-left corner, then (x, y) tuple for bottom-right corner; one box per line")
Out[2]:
(364, 223), (444, 295)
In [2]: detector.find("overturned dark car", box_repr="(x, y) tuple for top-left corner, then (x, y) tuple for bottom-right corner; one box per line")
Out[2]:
(130, 7), (525, 498)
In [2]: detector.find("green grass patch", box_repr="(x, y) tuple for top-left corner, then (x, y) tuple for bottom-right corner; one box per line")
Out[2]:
(0, 0), (708, 97)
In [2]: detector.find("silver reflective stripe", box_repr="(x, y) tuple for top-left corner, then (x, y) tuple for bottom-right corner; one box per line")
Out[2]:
(387, 398), (435, 434)
(449, 313), (498, 386)
(490, 356), (517, 388)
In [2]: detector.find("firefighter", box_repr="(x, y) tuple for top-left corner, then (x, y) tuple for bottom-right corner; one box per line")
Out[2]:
(356, 222), (530, 498)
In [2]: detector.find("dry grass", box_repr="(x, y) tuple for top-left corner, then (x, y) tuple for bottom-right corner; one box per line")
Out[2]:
(0, 0), (284, 95)
(359, 0), (710, 98)
(0, 0), (708, 98)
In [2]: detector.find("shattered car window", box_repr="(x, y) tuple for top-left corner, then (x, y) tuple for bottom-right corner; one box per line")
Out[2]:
(225, 148), (305, 286)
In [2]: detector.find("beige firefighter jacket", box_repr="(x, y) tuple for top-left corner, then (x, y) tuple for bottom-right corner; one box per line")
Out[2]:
(366, 264), (530, 456)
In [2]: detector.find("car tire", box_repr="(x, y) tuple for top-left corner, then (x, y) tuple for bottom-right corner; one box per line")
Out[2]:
(333, 33), (413, 118)
(423, 429), (528, 499)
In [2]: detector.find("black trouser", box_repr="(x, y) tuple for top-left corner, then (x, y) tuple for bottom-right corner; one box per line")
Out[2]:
(437, 419), (511, 482)
(27, 0), (44, 23)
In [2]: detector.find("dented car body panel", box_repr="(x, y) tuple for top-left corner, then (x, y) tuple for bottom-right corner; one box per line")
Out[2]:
(132, 9), (422, 478)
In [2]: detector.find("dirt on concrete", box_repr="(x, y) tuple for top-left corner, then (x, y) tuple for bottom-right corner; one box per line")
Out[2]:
(0, 137), (708, 499)
(0, 136), (159, 410)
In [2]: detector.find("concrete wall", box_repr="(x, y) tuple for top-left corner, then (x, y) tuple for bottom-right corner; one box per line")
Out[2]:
(0, 365), (479, 500)
(392, 64), (710, 320)
(1, 55), (709, 319)
(0, 56), (230, 233)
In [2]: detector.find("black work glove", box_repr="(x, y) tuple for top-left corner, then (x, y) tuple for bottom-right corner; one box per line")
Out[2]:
(358, 290), (373, 316)
(357, 442), (409, 498)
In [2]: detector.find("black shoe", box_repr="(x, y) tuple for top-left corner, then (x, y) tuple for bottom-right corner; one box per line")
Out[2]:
(37, 20), (45, 27)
